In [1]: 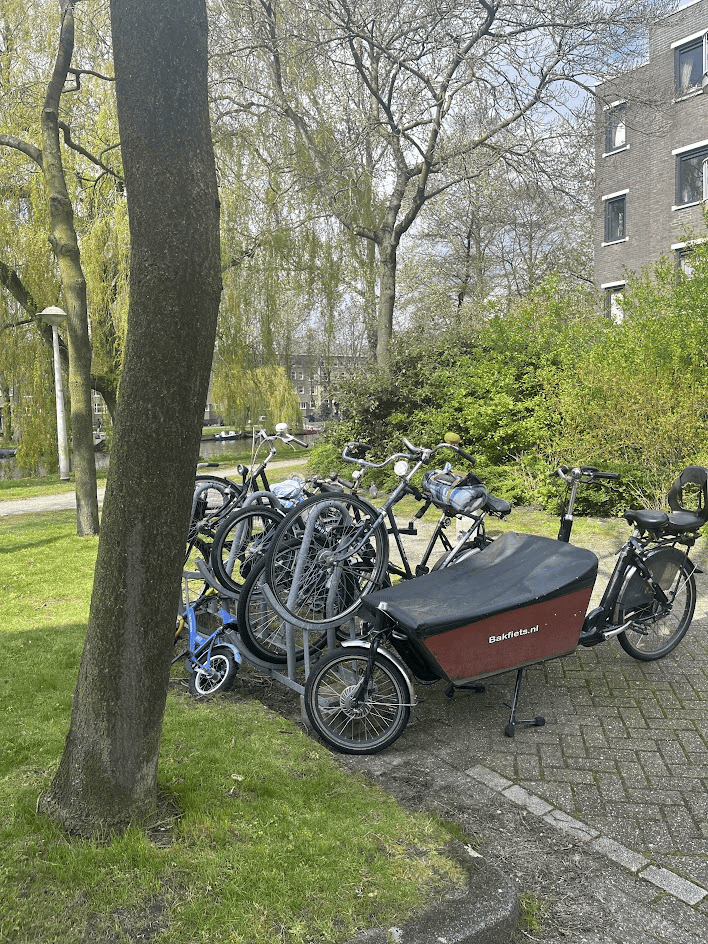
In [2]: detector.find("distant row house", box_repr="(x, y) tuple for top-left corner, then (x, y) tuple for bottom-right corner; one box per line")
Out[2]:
(289, 353), (357, 421)
(595, 0), (708, 317)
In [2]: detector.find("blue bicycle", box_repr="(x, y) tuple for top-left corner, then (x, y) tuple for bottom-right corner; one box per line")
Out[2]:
(174, 589), (242, 696)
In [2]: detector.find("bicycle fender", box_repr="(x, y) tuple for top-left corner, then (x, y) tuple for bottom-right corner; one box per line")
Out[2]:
(212, 640), (243, 665)
(338, 639), (417, 707)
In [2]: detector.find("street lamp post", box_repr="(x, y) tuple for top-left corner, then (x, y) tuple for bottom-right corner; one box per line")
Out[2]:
(39, 306), (70, 482)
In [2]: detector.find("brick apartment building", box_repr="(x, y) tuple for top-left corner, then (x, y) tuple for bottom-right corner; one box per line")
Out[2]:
(595, 0), (708, 316)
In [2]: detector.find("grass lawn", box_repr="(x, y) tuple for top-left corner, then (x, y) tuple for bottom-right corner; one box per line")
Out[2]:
(0, 508), (468, 944)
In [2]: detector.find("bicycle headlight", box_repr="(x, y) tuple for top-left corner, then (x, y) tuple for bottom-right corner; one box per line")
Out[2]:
(394, 459), (409, 477)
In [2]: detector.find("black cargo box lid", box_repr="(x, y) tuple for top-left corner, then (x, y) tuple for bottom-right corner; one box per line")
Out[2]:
(360, 531), (598, 639)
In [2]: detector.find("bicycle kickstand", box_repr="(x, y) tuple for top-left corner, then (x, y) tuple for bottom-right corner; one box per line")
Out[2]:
(504, 668), (545, 738)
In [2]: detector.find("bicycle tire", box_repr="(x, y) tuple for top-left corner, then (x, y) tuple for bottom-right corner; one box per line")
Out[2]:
(263, 492), (389, 629)
(190, 475), (244, 536)
(615, 546), (696, 661)
(304, 646), (410, 754)
(211, 504), (285, 594)
(430, 535), (491, 571)
(237, 552), (328, 664)
(188, 645), (239, 696)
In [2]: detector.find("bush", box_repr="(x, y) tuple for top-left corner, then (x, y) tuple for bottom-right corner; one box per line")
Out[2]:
(320, 263), (708, 514)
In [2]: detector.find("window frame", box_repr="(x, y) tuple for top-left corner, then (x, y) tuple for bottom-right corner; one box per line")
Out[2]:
(675, 143), (708, 207)
(601, 281), (625, 322)
(603, 192), (627, 244)
(604, 101), (627, 154)
(674, 31), (707, 97)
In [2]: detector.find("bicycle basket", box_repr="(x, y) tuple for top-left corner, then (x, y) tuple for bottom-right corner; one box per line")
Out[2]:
(421, 469), (487, 516)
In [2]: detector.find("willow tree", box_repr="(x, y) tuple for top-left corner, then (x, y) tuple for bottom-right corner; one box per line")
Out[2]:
(38, 0), (222, 835)
(212, 117), (369, 415)
(0, 1), (113, 533)
(215, 0), (671, 366)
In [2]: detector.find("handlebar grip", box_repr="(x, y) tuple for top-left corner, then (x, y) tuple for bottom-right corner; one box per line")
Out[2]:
(404, 482), (424, 502)
(343, 442), (370, 458)
(291, 437), (308, 448)
(579, 466), (621, 481)
(454, 446), (476, 465)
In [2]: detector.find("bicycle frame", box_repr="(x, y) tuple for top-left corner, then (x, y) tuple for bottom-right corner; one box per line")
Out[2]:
(327, 437), (486, 571)
(173, 596), (242, 675)
(556, 465), (698, 646)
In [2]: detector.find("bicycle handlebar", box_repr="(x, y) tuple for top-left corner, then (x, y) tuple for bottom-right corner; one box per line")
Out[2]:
(557, 465), (621, 484)
(342, 435), (476, 470)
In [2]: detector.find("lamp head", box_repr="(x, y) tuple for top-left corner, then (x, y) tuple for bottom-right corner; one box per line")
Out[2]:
(39, 306), (68, 327)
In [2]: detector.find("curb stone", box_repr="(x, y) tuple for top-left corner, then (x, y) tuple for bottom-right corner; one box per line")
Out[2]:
(466, 764), (708, 907)
(345, 841), (519, 944)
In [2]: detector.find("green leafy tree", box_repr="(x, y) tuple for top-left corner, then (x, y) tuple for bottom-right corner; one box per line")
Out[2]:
(553, 247), (708, 506)
(0, 1), (125, 532)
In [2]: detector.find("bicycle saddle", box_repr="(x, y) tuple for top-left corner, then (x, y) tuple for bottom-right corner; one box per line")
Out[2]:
(623, 509), (669, 533)
(485, 494), (512, 516)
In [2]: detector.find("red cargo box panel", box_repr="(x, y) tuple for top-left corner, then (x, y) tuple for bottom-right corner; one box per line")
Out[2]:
(420, 585), (593, 681)
(360, 531), (598, 684)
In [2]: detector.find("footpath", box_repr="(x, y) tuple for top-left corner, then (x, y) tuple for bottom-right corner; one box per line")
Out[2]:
(5, 476), (708, 943)
(0, 459), (305, 518)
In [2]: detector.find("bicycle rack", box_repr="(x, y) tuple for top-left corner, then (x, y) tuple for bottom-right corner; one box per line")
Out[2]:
(191, 560), (357, 696)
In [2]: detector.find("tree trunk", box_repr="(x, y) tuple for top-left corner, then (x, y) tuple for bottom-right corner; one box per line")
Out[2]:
(376, 242), (397, 367)
(41, 4), (99, 536)
(38, 0), (222, 836)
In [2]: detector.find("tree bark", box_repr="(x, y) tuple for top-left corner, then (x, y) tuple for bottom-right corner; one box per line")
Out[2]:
(41, 4), (99, 535)
(376, 242), (397, 368)
(38, 0), (222, 835)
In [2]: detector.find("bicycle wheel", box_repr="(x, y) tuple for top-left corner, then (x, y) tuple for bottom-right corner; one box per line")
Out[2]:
(304, 646), (410, 754)
(237, 552), (321, 664)
(615, 546), (696, 661)
(182, 535), (213, 607)
(192, 474), (243, 525)
(211, 504), (285, 594)
(263, 493), (389, 629)
(188, 645), (239, 696)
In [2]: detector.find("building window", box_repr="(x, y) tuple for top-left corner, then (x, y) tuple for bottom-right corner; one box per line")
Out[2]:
(677, 248), (695, 279)
(604, 194), (626, 242)
(603, 284), (625, 322)
(300, 401), (307, 410)
(675, 34), (706, 96)
(604, 102), (627, 153)
(676, 146), (708, 205)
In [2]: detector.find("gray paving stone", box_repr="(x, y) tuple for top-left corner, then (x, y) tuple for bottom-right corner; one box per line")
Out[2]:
(590, 835), (650, 872)
(639, 865), (707, 905)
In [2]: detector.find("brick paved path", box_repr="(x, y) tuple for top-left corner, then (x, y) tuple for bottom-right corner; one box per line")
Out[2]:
(343, 520), (708, 940)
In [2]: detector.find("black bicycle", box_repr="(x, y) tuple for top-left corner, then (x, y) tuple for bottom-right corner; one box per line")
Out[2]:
(182, 424), (308, 606)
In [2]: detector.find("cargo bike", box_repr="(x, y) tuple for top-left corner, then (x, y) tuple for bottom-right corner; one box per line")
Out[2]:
(297, 464), (707, 754)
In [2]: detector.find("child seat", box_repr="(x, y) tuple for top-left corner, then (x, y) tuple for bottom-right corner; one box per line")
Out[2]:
(667, 466), (708, 534)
